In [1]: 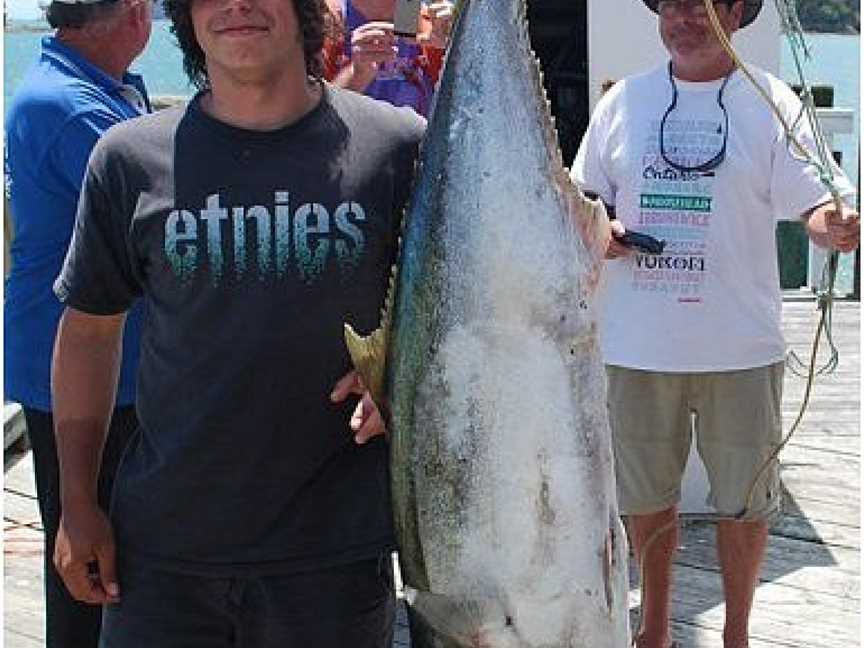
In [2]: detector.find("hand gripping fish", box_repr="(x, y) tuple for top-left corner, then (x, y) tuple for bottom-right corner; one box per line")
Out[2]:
(345, 0), (630, 646)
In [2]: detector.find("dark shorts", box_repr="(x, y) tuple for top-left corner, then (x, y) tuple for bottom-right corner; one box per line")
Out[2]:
(100, 556), (395, 648)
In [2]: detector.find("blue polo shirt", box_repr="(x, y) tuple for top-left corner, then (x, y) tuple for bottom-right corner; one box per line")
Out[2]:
(4, 37), (150, 412)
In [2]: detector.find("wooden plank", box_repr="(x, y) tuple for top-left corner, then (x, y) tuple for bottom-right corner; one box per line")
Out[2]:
(675, 523), (859, 600)
(5, 450), (48, 648)
(781, 403), (862, 415)
(780, 415), (861, 427)
(781, 475), (860, 508)
(3, 628), (43, 648)
(4, 574), (46, 646)
(4, 453), (37, 497)
(3, 498), (42, 540)
(781, 450), (860, 481)
(782, 394), (859, 410)
(786, 437), (861, 457)
(784, 369), (861, 383)
(4, 403), (26, 450)
(781, 493), (861, 531)
(781, 471), (860, 501)
(783, 408), (861, 422)
(782, 391), (861, 404)
(782, 489), (860, 520)
(629, 567), (859, 648)
(786, 431), (862, 442)
(674, 510), (860, 556)
(782, 371), (859, 382)
(781, 398), (861, 410)
(782, 450), (859, 484)
(780, 449), (861, 539)
(666, 619), (822, 648)
(665, 564), (859, 648)
(769, 515), (859, 549)
(4, 454), (42, 535)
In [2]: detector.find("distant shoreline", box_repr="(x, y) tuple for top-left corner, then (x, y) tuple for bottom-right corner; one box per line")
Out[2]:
(809, 28), (861, 35)
(4, 22), (49, 33)
(5, 17), (170, 32)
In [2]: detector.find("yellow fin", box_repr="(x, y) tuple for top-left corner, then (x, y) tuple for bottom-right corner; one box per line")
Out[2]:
(344, 322), (388, 405)
(563, 180), (611, 264)
(344, 254), (399, 404)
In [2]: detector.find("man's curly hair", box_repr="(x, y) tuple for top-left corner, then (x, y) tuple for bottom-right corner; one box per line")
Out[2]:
(163, 0), (331, 89)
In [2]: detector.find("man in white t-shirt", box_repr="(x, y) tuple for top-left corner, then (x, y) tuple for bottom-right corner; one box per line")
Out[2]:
(571, 1), (860, 647)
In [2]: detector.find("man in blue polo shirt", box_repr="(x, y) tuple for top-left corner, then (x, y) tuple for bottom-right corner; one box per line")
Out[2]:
(4, 0), (152, 644)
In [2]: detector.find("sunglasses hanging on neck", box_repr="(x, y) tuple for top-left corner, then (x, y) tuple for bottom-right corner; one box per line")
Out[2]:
(659, 61), (733, 173)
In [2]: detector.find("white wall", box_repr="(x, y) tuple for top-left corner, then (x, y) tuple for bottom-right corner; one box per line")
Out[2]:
(587, 1), (781, 110)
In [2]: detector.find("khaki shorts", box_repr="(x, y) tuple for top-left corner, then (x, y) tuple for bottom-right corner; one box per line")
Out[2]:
(607, 362), (784, 520)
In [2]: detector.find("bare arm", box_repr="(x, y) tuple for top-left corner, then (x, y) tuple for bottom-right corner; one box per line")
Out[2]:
(53, 307), (125, 505)
(333, 62), (380, 93)
(52, 307), (126, 604)
(417, 1), (454, 50)
(333, 22), (397, 93)
(802, 201), (860, 253)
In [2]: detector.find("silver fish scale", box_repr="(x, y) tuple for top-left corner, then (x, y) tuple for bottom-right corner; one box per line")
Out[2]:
(386, 1), (630, 646)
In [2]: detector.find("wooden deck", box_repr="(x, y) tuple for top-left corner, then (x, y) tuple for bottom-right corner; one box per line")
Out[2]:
(4, 299), (859, 648)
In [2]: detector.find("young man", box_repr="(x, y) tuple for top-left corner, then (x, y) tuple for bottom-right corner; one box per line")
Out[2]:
(4, 0), (152, 644)
(571, 1), (860, 647)
(50, 0), (424, 645)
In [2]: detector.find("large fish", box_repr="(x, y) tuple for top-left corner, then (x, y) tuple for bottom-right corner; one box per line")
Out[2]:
(345, 0), (630, 646)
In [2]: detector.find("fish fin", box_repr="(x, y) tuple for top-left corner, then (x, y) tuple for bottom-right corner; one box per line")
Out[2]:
(404, 586), (514, 648)
(344, 322), (388, 405)
(515, 0), (611, 267)
(343, 255), (399, 404)
(605, 510), (629, 619)
(602, 521), (615, 616)
(565, 183), (612, 269)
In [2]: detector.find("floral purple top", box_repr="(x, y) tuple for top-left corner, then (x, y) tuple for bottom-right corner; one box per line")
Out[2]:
(344, 2), (437, 116)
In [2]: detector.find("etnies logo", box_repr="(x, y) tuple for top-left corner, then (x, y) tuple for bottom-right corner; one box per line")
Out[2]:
(164, 191), (367, 285)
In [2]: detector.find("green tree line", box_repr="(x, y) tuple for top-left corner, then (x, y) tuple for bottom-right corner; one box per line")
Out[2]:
(795, 0), (860, 34)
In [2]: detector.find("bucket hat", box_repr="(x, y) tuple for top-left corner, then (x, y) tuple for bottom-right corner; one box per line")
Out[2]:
(641, 0), (763, 27)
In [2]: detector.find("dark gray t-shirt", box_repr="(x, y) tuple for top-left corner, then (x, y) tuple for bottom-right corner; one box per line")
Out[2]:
(56, 85), (424, 575)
